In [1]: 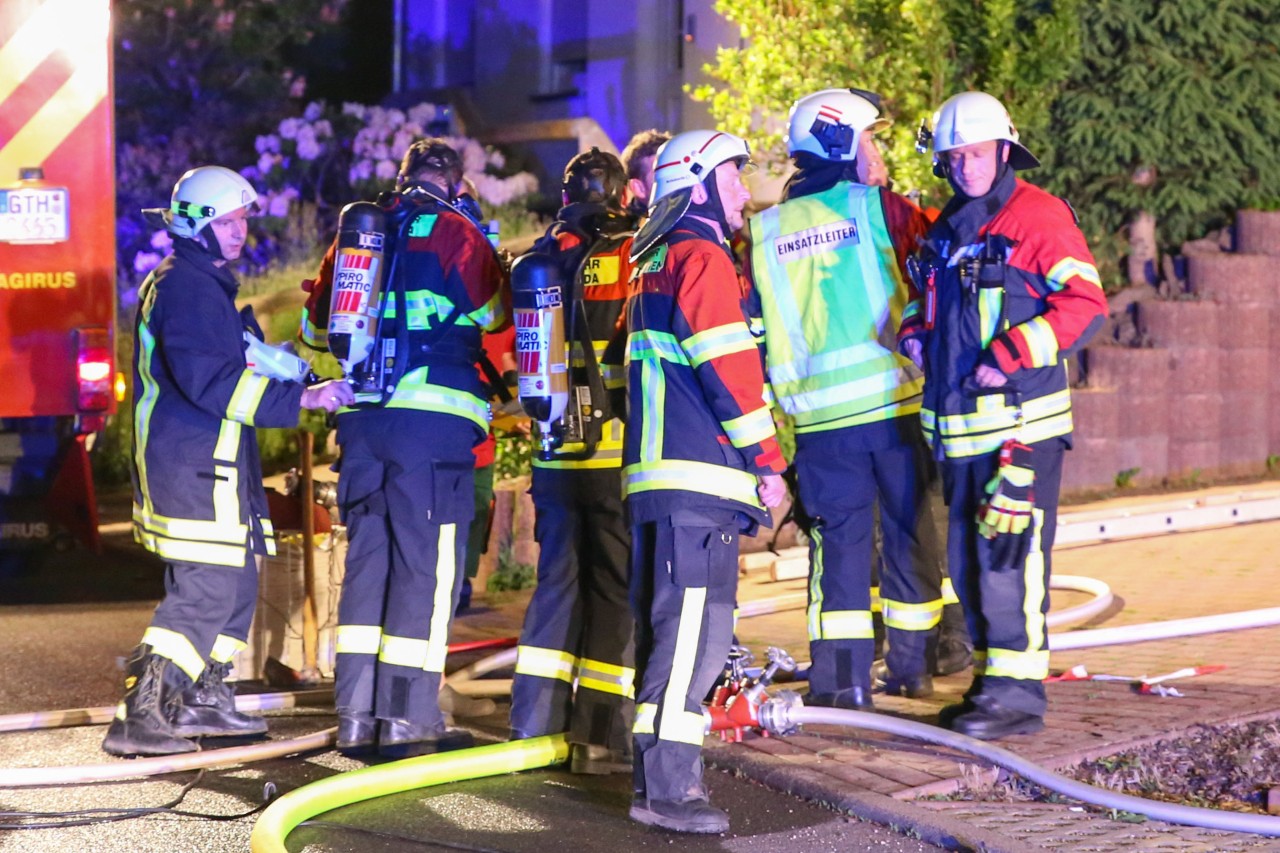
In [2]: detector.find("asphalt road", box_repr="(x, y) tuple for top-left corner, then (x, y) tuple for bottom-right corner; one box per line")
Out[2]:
(0, 513), (943, 852)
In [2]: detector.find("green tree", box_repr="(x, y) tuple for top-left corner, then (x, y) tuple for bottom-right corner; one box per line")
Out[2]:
(692, 0), (1080, 204)
(1041, 0), (1280, 268)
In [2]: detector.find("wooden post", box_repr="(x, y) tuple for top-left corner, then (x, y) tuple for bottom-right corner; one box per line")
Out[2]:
(300, 429), (320, 680)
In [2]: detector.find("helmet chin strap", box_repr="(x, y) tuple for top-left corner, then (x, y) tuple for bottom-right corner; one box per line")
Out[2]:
(687, 170), (731, 236)
(197, 223), (230, 261)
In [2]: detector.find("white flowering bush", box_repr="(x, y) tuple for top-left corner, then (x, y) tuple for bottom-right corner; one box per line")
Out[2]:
(245, 100), (541, 248)
(127, 99), (543, 282)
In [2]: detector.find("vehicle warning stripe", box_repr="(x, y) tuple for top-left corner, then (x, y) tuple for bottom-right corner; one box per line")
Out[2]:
(0, 0), (109, 177)
(0, 64), (108, 179)
(0, 0), (91, 106)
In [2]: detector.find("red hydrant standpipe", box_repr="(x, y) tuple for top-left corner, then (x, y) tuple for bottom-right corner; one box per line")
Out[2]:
(706, 646), (795, 742)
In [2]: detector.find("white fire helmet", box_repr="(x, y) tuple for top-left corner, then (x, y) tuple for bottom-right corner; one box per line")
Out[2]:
(787, 88), (891, 162)
(649, 130), (752, 206)
(926, 91), (1039, 172)
(163, 166), (259, 238)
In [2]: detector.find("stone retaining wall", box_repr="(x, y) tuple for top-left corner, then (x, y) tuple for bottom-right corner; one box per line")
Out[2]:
(1064, 209), (1280, 492)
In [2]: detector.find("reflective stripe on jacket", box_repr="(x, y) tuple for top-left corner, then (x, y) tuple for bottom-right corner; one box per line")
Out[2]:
(621, 226), (785, 525)
(748, 183), (923, 433)
(901, 180), (1107, 459)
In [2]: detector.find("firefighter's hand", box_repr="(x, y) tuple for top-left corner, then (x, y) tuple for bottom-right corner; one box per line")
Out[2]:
(301, 380), (355, 413)
(902, 338), (924, 370)
(973, 363), (1008, 388)
(757, 474), (786, 508)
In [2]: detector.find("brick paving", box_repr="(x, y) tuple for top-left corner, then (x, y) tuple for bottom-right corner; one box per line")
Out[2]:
(709, 486), (1280, 852)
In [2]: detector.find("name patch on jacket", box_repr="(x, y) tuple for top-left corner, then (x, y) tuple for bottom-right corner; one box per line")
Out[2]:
(773, 219), (859, 263)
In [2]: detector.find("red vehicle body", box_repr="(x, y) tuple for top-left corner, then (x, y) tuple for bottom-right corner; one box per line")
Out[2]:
(0, 0), (117, 553)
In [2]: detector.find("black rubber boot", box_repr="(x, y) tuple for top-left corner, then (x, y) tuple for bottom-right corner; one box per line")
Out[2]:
(570, 743), (631, 775)
(630, 797), (729, 834)
(378, 719), (474, 758)
(336, 710), (378, 756)
(934, 603), (974, 676)
(101, 648), (197, 757)
(871, 660), (935, 698)
(949, 695), (1044, 740)
(171, 660), (268, 738)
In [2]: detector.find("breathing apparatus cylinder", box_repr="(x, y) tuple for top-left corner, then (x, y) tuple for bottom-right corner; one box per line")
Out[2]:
(328, 202), (388, 388)
(511, 252), (570, 456)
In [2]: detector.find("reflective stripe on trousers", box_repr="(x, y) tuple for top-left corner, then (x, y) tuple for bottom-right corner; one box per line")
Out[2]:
(630, 509), (738, 803)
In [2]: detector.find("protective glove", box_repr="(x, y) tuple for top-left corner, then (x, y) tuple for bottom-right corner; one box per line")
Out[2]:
(976, 440), (1036, 538)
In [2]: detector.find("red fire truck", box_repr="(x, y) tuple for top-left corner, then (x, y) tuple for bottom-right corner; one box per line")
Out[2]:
(0, 0), (118, 554)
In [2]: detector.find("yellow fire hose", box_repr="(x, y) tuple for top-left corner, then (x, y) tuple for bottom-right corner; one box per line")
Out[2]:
(249, 733), (569, 853)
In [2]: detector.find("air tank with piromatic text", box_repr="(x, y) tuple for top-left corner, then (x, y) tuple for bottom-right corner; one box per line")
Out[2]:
(327, 201), (387, 378)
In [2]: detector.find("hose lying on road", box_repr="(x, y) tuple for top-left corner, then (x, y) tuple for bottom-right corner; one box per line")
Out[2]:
(739, 573), (1113, 630)
(0, 636), (517, 735)
(249, 734), (568, 853)
(0, 690), (332, 734)
(761, 701), (1280, 837)
(0, 728), (336, 788)
(1050, 607), (1280, 650)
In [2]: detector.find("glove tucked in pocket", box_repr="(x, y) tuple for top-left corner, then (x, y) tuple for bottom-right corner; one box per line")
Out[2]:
(976, 440), (1035, 539)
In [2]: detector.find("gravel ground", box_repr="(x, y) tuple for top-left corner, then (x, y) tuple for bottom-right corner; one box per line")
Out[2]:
(1066, 719), (1280, 814)
(946, 717), (1280, 817)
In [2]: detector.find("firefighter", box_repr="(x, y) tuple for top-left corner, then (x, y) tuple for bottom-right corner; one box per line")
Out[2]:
(902, 92), (1108, 739)
(300, 139), (508, 758)
(508, 148), (638, 774)
(619, 129), (672, 218)
(621, 130), (787, 834)
(849, 119), (974, 680)
(745, 88), (948, 708)
(104, 166), (353, 757)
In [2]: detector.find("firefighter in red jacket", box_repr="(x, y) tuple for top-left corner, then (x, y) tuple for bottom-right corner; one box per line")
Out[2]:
(301, 139), (508, 758)
(901, 92), (1108, 739)
(622, 130), (787, 834)
(508, 149), (638, 774)
(104, 166), (352, 757)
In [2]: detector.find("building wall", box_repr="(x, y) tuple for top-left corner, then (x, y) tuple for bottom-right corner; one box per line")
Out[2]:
(397, 0), (733, 158)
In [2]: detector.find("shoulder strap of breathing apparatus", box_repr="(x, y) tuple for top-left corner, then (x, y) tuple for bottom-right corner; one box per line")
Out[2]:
(370, 193), (473, 406)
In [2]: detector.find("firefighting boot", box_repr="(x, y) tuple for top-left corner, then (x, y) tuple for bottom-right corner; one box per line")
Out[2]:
(378, 719), (474, 759)
(171, 660), (268, 738)
(629, 797), (730, 834)
(336, 710), (378, 757)
(101, 647), (198, 757)
(934, 603), (974, 676)
(570, 743), (631, 775)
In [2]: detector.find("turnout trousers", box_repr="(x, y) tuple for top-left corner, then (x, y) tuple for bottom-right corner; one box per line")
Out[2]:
(334, 409), (476, 728)
(510, 467), (634, 750)
(796, 420), (944, 696)
(630, 506), (740, 803)
(942, 439), (1064, 717)
(146, 551), (260, 681)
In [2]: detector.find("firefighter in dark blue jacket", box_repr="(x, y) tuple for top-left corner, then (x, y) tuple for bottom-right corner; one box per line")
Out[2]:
(509, 149), (637, 774)
(301, 139), (508, 759)
(622, 130), (787, 834)
(104, 166), (352, 757)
